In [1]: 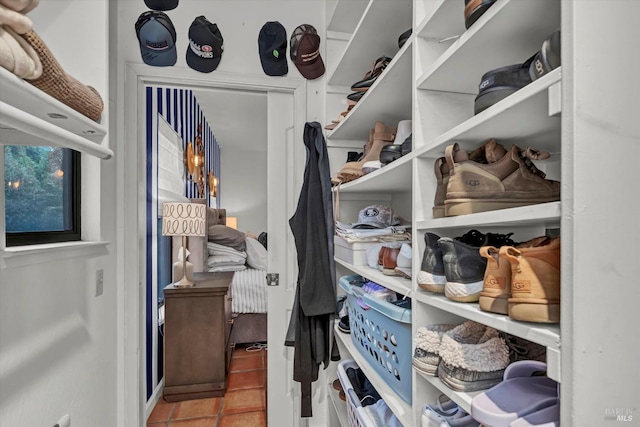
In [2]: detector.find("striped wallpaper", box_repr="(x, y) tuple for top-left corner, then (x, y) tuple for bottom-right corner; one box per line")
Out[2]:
(145, 86), (221, 400)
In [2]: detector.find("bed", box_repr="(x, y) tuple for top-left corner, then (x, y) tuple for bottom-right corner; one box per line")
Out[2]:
(177, 204), (268, 345)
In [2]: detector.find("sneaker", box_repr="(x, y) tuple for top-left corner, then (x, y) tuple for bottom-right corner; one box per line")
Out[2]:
(338, 315), (350, 333)
(479, 236), (551, 315)
(444, 143), (560, 217)
(464, 0), (497, 29)
(439, 238), (487, 302)
(394, 243), (412, 278)
(502, 332), (547, 364)
(417, 232), (447, 292)
(412, 324), (457, 376)
(437, 321), (510, 392)
(502, 237), (561, 323)
(433, 139), (507, 218)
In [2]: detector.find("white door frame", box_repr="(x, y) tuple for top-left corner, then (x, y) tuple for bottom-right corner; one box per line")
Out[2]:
(120, 63), (306, 427)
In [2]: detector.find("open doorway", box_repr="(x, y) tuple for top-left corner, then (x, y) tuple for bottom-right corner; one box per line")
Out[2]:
(122, 64), (308, 427)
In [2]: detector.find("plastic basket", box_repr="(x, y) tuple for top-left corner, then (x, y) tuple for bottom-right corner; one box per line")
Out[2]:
(337, 359), (377, 427)
(339, 275), (412, 404)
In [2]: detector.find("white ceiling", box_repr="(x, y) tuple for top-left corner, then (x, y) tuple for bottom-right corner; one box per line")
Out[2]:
(192, 88), (268, 153)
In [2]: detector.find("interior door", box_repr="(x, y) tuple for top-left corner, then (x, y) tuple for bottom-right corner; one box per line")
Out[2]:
(266, 90), (304, 426)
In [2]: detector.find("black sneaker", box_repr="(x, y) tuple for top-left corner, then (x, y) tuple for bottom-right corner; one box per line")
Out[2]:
(417, 232), (446, 293)
(338, 315), (350, 333)
(439, 237), (487, 302)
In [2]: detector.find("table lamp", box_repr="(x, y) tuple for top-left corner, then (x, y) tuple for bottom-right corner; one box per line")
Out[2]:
(162, 202), (206, 287)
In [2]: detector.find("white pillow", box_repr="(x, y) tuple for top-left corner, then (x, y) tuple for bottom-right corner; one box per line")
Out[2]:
(245, 237), (268, 270)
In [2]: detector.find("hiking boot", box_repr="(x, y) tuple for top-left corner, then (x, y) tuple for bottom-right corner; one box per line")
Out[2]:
(336, 122), (396, 183)
(444, 143), (560, 217)
(439, 237), (487, 302)
(433, 139), (507, 218)
(502, 237), (561, 323)
(479, 236), (551, 315)
(417, 232), (447, 292)
(437, 321), (510, 392)
(412, 323), (457, 376)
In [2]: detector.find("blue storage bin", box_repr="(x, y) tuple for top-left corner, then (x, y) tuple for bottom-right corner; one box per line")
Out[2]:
(339, 275), (412, 404)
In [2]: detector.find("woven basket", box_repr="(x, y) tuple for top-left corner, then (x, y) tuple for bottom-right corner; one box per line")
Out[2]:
(22, 30), (104, 122)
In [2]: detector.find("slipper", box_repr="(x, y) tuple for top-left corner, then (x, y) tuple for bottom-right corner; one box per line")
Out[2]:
(22, 30), (104, 121)
(0, 4), (32, 34)
(0, 0), (39, 14)
(0, 25), (41, 79)
(510, 402), (560, 426)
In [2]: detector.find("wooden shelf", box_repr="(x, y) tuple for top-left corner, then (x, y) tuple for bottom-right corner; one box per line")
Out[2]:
(417, 0), (561, 94)
(328, 40), (413, 141)
(335, 322), (413, 426)
(328, 0), (412, 87)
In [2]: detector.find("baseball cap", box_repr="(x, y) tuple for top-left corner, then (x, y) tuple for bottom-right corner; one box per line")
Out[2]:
(135, 11), (177, 67)
(258, 21), (288, 76)
(144, 0), (178, 11)
(352, 205), (400, 229)
(289, 24), (325, 80)
(186, 16), (224, 73)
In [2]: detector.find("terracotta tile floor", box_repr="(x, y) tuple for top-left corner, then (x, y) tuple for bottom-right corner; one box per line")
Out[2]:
(147, 344), (268, 427)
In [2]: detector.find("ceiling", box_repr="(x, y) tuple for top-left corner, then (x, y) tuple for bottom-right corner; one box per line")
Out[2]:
(192, 88), (268, 153)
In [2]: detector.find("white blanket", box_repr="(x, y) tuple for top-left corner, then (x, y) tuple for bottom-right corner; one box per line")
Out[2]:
(229, 268), (267, 313)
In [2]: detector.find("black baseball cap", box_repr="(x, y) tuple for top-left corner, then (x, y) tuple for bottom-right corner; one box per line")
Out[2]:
(144, 0), (178, 11)
(258, 21), (288, 76)
(135, 11), (177, 67)
(289, 24), (325, 80)
(186, 16), (224, 73)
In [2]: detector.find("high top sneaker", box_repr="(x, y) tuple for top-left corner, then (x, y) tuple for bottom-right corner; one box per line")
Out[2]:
(502, 237), (561, 323)
(433, 139), (507, 218)
(444, 142), (560, 217)
(479, 236), (551, 315)
(336, 121), (396, 183)
(417, 232), (446, 292)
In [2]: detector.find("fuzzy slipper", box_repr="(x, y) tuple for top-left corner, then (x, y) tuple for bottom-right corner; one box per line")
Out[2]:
(0, 0), (39, 14)
(22, 30), (104, 121)
(0, 25), (41, 78)
(0, 4), (32, 33)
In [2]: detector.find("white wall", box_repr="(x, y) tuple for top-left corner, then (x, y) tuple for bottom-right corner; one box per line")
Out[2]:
(218, 147), (267, 235)
(0, 1), (117, 427)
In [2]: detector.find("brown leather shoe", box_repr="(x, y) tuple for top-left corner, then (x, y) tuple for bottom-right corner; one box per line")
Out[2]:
(381, 246), (400, 276)
(444, 142), (560, 216)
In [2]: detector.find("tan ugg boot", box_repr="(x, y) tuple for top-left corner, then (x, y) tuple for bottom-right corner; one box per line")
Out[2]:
(502, 237), (561, 323)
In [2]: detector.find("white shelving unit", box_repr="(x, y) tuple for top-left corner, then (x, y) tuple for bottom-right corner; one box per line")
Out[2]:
(326, 0), (640, 425)
(327, 380), (350, 427)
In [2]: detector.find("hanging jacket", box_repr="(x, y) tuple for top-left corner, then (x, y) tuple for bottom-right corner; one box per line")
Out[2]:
(285, 121), (337, 417)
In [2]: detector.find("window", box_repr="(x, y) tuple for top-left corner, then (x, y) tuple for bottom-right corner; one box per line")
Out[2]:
(4, 146), (80, 246)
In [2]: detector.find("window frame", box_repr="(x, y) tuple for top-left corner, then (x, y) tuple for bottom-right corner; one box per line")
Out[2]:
(5, 149), (81, 247)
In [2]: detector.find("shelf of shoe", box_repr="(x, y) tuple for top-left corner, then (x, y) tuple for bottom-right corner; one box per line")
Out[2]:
(327, 38), (413, 141)
(331, 150), (413, 193)
(415, 202), (561, 232)
(0, 66), (106, 142)
(415, 0), (466, 41)
(327, 0), (412, 87)
(412, 291), (561, 352)
(414, 67), (562, 156)
(335, 257), (412, 297)
(327, 379), (349, 427)
(334, 321), (413, 426)
(414, 369), (482, 415)
(327, 0), (370, 34)
(416, 0), (561, 94)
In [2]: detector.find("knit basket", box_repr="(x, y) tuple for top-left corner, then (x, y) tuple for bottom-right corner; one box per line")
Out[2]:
(21, 30), (104, 121)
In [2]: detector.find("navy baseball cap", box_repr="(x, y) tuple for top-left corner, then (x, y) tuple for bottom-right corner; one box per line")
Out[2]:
(135, 11), (177, 67)
(144, 0), (178, 11)
(258, 21), (288, 76)
(186, 16), (224, 73)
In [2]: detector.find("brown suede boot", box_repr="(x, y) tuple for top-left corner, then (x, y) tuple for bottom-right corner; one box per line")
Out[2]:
(502, 237), (561, 323)
(444, 142), (560, 216)
(336, 121), (396, 183)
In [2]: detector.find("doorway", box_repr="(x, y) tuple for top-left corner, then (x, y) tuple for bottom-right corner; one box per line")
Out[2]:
(122, 64), (307, 427)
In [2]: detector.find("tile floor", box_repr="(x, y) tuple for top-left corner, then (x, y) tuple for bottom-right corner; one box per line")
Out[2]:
(147, 344), (268, 427)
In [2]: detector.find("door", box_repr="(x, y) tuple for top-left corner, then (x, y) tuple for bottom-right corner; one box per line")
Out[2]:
(266, 90), (304, 426)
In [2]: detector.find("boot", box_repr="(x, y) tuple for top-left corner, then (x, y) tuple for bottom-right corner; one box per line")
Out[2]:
(335, 121), (396, 183)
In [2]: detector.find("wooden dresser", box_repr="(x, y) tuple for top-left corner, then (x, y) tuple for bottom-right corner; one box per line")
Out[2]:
(163, 271), (235, 402)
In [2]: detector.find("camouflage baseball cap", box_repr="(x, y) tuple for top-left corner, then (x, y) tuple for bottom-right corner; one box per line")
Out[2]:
(352, 205), (400, 229)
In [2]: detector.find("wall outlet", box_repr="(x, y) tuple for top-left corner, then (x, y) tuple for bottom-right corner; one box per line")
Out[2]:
(96, 269), (104, 297)
(54, 414), (70, 427)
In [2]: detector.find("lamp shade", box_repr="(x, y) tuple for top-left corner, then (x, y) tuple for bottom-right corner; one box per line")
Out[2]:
(162, 202), (206, 237)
